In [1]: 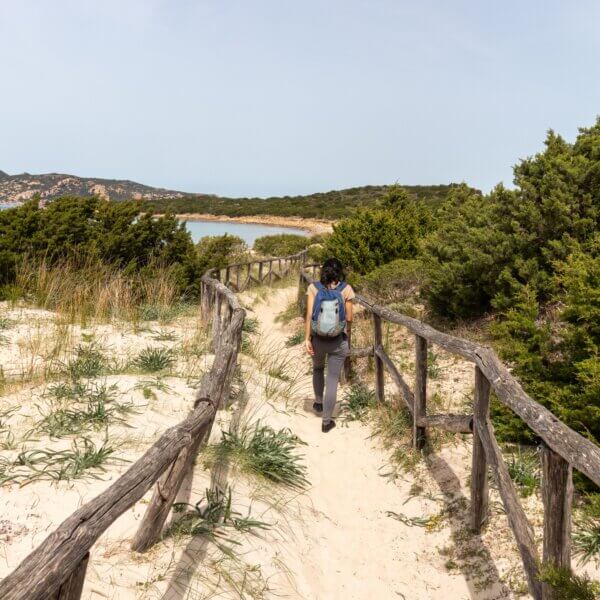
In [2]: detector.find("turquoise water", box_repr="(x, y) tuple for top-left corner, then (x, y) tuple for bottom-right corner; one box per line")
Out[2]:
(182, 219), (307, 246)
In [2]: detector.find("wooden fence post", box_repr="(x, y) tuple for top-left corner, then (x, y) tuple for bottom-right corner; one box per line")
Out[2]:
(258, 261), (264, 282)
(343, 323), (353, 382)
(131, 417), (213, 552)
(212, 293), (223, 353)
(50, 553), (89, 600)
(373, 314), (384, 402)
(297, 271), (307, 315)
(541, 443), (573, 600)
(413, 335), (427, 449)
(470, 365), (490, 532)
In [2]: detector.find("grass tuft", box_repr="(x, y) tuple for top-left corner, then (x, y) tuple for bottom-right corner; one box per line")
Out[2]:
(132, 347), (176, 373)
(506, 448), (540, 497)
(285, 330), (304, 347)
(168, 486), (269, 552)
(64, 342), (108, 379)
(341, 382), (376, 421)
(7, 437), (123, 484)
(573, 494), (600, 566)
(242, 317), (259, 333)
(36, 381), (134, 437)
(208, 422), (309, 489)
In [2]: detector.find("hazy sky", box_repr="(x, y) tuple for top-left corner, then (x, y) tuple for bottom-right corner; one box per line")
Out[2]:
(1, 1), (599, 197)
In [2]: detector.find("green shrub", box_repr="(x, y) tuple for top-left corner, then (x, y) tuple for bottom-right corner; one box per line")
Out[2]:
(253, 234), (309, 257)
(322, 186), (431, 276)
(196, 234), (246, 274)
(537, 564), (600, 599)
(358, 258), (423, 303)
(423, 122), (600, 318)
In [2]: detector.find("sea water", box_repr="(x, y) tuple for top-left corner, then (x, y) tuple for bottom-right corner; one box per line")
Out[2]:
(182, 219), (307, 246)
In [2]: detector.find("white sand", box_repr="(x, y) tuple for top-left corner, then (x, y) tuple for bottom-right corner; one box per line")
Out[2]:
(1, 290), (597, 599)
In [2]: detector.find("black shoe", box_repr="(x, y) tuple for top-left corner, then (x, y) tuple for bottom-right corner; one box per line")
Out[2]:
(322, 420), (336, 433)
(313, 402), (323, 414)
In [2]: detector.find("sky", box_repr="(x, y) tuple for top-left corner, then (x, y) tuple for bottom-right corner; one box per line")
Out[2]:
(1, 0), (599, 197)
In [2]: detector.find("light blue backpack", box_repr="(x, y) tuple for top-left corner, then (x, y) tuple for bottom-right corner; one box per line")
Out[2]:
(311, 282), (347, 337)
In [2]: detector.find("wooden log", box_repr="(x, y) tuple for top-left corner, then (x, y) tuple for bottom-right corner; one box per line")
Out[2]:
(541, 443), (573, 599)
(0, 400), (217, 600)
(413, 335), (427, 449)
(373, 314), (384, 403)
(243, 264), (250, 290)
(470, 366), (490, 532)
(375, 346), (414, 413)
(349, 345), (375, 358)
(475, 417), (542, 599)
(475, 347), (600, 488)
(343, 323), (353, 381)
(211, 293), (223, 353)
(297, 271), (308, 315)
(351, 294), (600, 487)
(131, 417), (213, 552)
(50, 553), (89, 600)
(198, 309), (245, 408)
(416, 413), (473, 434)
(355, 294), (481, 361)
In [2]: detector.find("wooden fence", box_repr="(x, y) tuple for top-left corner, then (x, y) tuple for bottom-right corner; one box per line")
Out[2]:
(0, 250), (307, 600)
(299, 264), (600, 600)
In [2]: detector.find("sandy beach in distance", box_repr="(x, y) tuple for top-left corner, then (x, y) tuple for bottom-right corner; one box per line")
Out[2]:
(159, 213), (334, 235)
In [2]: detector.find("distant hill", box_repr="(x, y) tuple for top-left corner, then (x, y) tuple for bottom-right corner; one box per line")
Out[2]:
(0, 170), (193, 204)
(144, 184), (469, 219)
(0, 168), (470, 219)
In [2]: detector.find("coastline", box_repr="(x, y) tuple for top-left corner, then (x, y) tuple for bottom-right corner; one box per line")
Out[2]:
(156, 213), (334, 235)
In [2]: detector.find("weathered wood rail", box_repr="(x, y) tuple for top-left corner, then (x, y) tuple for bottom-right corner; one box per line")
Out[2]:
(299, 265), (600, 600)
(0, 250), (307, 600)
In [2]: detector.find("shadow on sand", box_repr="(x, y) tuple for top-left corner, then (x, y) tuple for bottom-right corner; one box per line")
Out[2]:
(425, 452), (513, 600)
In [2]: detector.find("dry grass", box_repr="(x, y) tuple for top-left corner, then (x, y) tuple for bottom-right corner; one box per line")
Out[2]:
(14, 259), (183, 325)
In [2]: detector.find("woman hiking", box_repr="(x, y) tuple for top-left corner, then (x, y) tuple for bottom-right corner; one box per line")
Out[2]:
(305, 258), (355, 433)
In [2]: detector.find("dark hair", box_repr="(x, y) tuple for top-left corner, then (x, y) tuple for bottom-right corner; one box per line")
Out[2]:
(320, 258), (345, 285)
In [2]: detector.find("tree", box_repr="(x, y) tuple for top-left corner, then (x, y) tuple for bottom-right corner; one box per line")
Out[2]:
(324, 186), (428, 274)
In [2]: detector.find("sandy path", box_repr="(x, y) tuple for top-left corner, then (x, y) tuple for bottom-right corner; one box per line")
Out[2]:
(0, 289), (525, 599)
(239, 285), (495, 600)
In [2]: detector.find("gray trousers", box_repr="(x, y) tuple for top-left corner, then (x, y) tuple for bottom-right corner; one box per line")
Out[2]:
(312, 334), (349, 424)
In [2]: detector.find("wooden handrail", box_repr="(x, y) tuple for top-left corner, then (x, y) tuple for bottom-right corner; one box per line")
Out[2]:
(299, 268), (600, 487)
(0, 249), (308, 600)
(299, 265), (600, 600)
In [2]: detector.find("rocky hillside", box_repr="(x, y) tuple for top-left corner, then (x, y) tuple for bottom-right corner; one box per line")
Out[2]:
(0, 170), (193, 205)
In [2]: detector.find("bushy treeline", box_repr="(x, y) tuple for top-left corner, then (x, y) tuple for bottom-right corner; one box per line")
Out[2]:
(330, 118), (600, 449)
(142, 184), (461, 220)
(0, 197), (243, 299)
